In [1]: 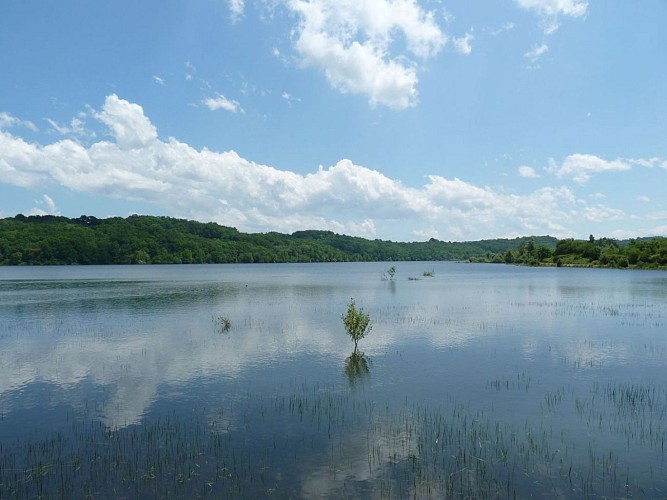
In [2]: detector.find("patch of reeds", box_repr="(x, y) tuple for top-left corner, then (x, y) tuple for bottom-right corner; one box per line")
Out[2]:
(213, 314), (232, 333)
(2, 380), (666, 498)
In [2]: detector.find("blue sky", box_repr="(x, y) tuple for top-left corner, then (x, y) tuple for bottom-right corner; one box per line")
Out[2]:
(1, 0), (665, 242)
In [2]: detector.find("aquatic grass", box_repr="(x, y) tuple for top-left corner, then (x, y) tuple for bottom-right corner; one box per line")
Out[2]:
(3, 263), (667, 497)
(213, 314), (232, 333)
(486, 372), (532, 392)
(2, 381), (667, 498)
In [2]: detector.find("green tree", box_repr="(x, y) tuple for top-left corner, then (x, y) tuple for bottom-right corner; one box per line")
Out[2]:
(536, 245), (553, 261)
(342, 298), (372, 354)
(504, 249), (515, 264)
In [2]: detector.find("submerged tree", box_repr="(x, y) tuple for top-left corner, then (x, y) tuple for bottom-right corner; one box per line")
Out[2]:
(341, 298), (372, 354)
(381, 265), (396, 281)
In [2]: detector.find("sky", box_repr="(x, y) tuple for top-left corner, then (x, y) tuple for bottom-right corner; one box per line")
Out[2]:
(1, 0), (666, 242)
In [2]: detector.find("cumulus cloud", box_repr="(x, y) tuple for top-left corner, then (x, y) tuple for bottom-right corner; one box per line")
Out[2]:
(547, 154), (631, 184)
(518, 165), (540, 178)
(93, 94), (158, 149)
(202, 94), (244, 113)
(0, 95), (641, 241)
(515, 0), (587, 33)
(287, 0), (446, 109)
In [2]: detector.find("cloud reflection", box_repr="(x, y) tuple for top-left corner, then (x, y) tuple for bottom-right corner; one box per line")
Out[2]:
(1, 264), (665, 429)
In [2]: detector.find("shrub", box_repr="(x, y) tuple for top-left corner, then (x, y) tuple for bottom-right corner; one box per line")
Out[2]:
(342, 299), (372, 353)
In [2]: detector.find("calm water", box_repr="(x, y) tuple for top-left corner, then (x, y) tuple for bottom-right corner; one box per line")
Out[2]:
(1, 262), (666, 498)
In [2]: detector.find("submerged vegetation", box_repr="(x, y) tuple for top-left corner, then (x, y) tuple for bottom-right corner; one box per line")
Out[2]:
(214, 314), (232, 333)
(2, 380), (667, 498)
(341, 298), (373, 354)
(381, 265), (397, 281)
(1, 261), (666, 497)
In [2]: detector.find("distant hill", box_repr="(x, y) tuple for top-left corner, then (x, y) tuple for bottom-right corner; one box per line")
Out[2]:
(0, 214), (557, 266)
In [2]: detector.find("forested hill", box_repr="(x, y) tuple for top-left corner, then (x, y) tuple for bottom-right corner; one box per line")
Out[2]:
(0, 214), (557, 265)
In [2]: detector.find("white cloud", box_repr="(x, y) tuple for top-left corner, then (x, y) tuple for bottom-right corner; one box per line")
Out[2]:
(0, 95), (646, 241)
(282, 91), (301, 104)
(525, 43), (548, 62)
(185, 61), (196, 81)
(453, 31), (474, 55)
(547, 154), (631, 184)
(202, 94), (244, 113)
(93, 94), (158, 149)
(610, 225), (667, 240)
(637, 195), (651, 203)
(45, 112), (95, 138)
(515, 0), (588, 18)
(287, 0), (446, 109)
(228, 0), (245, 22)
(152, 75), (166, 86)
(518, 165), (540, 178)
(647, 211), (667, 221)
(43, 193), (58, 213)
(29, 194), (60, 216)
(0, 112), (37, 132)
(629, 157), (667, 169)
(581, 205), (625, 223)
(489, 22), (515, 36)
(515, 0), (587, 33)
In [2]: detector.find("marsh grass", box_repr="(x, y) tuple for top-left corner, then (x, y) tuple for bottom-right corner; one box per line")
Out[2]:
(213, 314), (232, 333)
(2, 380), (667, 499)
(3, 265), (667, 498)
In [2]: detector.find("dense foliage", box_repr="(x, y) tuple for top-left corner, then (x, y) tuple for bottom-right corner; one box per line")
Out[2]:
(471, 234), (667, 270)
(0, 214), (555, 266)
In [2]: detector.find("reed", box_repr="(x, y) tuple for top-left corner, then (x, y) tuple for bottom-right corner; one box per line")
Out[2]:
(2, 379), (666, 498)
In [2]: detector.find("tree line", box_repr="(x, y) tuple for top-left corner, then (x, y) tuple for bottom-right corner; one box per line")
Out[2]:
(2, 215), (664, 269)
(0, 214), (553, 266)
(470, 234), (667, 270)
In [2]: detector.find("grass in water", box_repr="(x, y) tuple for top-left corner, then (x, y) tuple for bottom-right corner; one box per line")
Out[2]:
(2, 381), (666, 498)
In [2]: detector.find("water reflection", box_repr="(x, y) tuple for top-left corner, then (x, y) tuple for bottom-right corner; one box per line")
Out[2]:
(344, 352), (371, 387)
(2, 263), (667, 496)
(0, 262), (666, 432)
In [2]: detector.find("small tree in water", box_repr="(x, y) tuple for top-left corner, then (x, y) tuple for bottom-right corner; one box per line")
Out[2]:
(342, 298), (372, 354)
(382, 265), (396, 281)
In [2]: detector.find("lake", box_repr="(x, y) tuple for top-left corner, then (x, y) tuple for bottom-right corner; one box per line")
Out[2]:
(1, 262), (666, 498)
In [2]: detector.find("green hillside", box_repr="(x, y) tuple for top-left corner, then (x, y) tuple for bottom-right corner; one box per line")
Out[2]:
(0, 214), (557, 266)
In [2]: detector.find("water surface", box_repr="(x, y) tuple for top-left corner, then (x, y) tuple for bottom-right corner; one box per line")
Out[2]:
(1, 262), (666, 497)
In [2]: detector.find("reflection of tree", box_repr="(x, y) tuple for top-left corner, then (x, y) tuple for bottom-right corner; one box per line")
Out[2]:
(344, 352), (371, 387)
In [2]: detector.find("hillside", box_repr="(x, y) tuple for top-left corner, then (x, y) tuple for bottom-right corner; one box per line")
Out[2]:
(0, 214), (557, 265)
